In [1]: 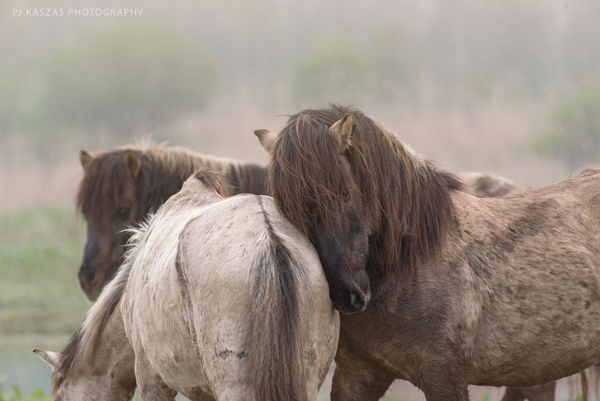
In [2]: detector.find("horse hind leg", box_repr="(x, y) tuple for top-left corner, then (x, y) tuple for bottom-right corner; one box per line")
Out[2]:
(501, 382), (556, 401)
(521, 381), (556, 401)
(210, 386), (253, 401)
(500, 387), (526, 401)
(135, 352), (178, 401)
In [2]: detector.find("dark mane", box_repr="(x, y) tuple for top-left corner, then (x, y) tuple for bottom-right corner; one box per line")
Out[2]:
(269, 105), (463, 282)
(193, 169), (234, 198)
(76, 141), (267, 220)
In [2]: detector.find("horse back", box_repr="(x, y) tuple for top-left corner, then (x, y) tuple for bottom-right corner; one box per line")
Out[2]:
(176, 195), (338, 399)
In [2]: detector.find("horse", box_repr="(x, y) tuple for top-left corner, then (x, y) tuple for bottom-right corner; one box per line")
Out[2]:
(255, 105), (600, 401)
(458, 172), (529, 198)
(76, 140), (268, 301)
(36, 169), (340, 401)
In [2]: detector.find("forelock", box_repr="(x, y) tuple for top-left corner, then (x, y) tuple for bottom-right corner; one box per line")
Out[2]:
(269, 107), (359, 236)
(76, 151), (133, 220)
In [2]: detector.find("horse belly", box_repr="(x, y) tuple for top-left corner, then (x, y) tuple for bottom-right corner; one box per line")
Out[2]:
(466, 248), (600, 386)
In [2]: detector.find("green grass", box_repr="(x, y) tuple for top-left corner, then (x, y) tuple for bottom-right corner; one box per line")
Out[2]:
(0, 383), (588, 401)
(0, 386), (51, 401)
(0, 205), (89, 335)
(0, 384), (141, 401)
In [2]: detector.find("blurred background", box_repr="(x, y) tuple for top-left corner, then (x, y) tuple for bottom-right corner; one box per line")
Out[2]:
(1, 0), (599, 399)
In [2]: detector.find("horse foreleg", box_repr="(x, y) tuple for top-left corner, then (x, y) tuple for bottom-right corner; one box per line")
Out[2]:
(135, 353), (177, 401)
(330, 353), (395, 401)
(420, 361), (469, 401)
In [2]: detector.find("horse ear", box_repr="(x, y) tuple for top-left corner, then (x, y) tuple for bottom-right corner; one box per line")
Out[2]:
(123, 150), (141, 180)
(33, 349), (62, 369)
(80, 150), (93, 172)
(328, 114), (355, 155)
(254, 129), (276, 155)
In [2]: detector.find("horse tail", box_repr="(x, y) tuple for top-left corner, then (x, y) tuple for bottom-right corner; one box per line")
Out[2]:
(249, 198), (306, 401)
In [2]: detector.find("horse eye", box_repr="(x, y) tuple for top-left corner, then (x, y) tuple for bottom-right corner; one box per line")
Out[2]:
(342, 191), (351, 202)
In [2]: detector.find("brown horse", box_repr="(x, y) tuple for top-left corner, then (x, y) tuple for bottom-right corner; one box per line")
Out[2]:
(256, 105), (600, 401)
(76, 141), (268, 300)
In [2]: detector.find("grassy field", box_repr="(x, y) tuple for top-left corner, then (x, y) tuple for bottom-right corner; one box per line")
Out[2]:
(0, 205), (89, 335)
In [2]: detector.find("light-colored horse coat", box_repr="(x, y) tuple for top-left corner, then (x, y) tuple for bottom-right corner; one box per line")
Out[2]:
(122, 172), (340, 400)
(36, 170), (339, 401)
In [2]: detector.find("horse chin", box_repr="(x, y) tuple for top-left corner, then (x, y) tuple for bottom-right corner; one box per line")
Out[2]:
(335, 303), (368, 315)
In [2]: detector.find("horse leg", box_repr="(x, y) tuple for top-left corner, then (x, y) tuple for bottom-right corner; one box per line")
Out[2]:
(420, 362), (469, 401)
(521, 381), (556, 401)
(330, 353), (395, 401)
(135, 352), (177, 401)
(500, 387), (526, 401)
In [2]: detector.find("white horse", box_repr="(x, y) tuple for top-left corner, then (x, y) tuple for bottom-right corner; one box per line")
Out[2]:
(35, 169), (340, 401)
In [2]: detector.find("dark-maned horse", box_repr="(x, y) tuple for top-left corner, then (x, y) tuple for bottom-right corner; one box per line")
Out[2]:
(256, 105), (600, 401)
(75, 141), (520, 302)
(76, 141), (268, 300)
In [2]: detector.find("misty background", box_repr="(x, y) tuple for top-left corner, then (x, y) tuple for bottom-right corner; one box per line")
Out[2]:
(0, 0), (599, 399)
(2, 0), (600, 206)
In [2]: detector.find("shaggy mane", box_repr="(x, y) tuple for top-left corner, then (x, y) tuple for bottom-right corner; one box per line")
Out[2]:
(51, 219), (150, 391)
(76, 140), (267, 221)
(193, 169), (234, 198)
(269, 105), (463, 283)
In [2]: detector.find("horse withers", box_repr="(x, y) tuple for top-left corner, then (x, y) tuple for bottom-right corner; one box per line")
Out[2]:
(257, 105), (600, 401)
(76, 141), (268, 301)
(36, 169), (339, 401)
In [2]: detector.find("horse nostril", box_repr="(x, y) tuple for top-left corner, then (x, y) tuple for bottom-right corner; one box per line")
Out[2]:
(350, 291), (366, 310)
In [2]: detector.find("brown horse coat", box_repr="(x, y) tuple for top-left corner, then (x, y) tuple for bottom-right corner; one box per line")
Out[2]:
(76, 141), (268, 300)
(257, 105), (600, 401)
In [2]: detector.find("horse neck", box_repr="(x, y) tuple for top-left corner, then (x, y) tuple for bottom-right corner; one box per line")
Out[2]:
(191, 153), (268, 195)
(139, 150), (267, 216)
(363, 134), (461, 283)
(89, 306), (136, 392)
